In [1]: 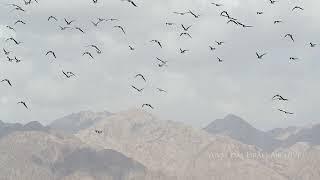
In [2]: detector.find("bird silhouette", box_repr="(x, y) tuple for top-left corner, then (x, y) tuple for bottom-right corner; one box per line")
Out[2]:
(135, 74), (146, 82)
(83, 52), (94, 59)
(48, 16), (58, 21)
(6, 25), (15, 31)
(3, 48), (10, 55)
(215, 41), (224, 46)
(95, 130), (103, 134)
(256, 12), (263, 15)
(131, 85), (144, 92)
(113, 26), (126, 34)
(93, 0), (98, 4)
(180, 48), (189, 54)
(1, 79), (12, 87)
(278, 109), (293, 115)
(211, 3), (223, 7)
(142, 104), (154, 109)
(289, 57), (299, 61)
(62, 70), (76, 78)
(217, 57), (223, 62)
(86, 45), (102, 54)
(157, 88), (167, 93)
(292, 6), (304, 11)
(18, 101), (28, 109)
(64, 18), (75, 25)
(150, 40), (162, 48)
(180, 32), (192, 38)
(274, 20), (282, 24)
(188, 10), (200, 18)
(6, 37), (22, 45)
(75, 27), (85, 33)
(209, 46), (216, 51)
(256, 52), (267, 59)
(166, 22), (175, 26)
(122, 0), (137, 7)
(284, 34), (294, 42)
(309, 42), (317, 47)
(129, 45), (135, 50)
(272, 95), (288, 101)
(59, 26), (72, 31)
(46, 51), (56, 58)
(181, 24), (192, 31)
(14, 20), (26, 25)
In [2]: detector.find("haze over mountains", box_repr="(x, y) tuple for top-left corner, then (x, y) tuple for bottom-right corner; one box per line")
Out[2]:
(0, 110), (319, 180)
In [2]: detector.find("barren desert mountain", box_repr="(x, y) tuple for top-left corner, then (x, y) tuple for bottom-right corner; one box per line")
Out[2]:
(267, 126), (302, 140)
(49, 110), (111, 134)
(0, 120), (48, 139)
(76, 109), (320, 180)
(0, 131), (168, 180)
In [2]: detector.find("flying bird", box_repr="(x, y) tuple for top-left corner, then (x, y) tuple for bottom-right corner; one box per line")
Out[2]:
(256, 52), (267, 59)
(217, 57), (223, 62)
(75, 27), (85, 33)
(17, 101), (28, 109)
(14, 20), (26, 25)
(64, 18), (75, 25)
(1, 79), (12, 87)
(166, 22), (175, 26)
(135, 74), (146, 82)
(62, 70), (76, 78)
(211, 3), (223, 7)
(209, 46), (216, 51)
(278, 109), (293, 115)
(3, 48), (10, 55)
(180, 32), (192, 38)
(93, 0), (98, 4)
(121, 0), (138, 7)
(131, 85), (144, 92)
(272, 95), (288, 101)
(274, 20), (282, 24)
(257, 12), (263, 15)
(113, 25), (126, 34)
(86, 45), (102, 54)
(6, 25), (15, 31)
(46, 51), (56, 58)
(309, 42), (317, 47)
(180, 48), (189, 54)
(142, 104), (154, 109)
(284, 34), (294, 42)
(292, 6), (304, 11)
(181, 24), (192, 31)
(150, 40), (162, 48)
(83, 52), (94, 59)
(215, 41), (224, 46)
(15, 57), (22, 63)
(7, 56), (14, 62)
(173, 11), (187, 15)
(188, 10), (200, 18)
(95, 130), (103, 134)
(48, 16), (58, 21)
(157, 88), (167, 93)
(269, 0), (277, 4)
(289, 57), (299, 61)
(129, 45), (135, 50)
(6, 37), (22, 45)
(59, 26), (72, 31)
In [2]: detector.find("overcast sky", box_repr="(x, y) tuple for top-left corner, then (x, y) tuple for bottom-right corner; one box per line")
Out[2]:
(0, 0), (319, 130)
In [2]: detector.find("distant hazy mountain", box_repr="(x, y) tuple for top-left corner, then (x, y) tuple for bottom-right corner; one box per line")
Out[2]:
(0, 131), (167, 180)
(282, 124), (320, 148)
(0, 120), (48, 138)
(203, 114), (281, 152)
(49, 110), (111, 134)
(267, 126), (302, 140)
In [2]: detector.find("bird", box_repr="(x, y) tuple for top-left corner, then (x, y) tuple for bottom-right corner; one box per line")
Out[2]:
(86, 45), (102, 54)
(46, 51), (56, 58)
(9, 4), (25, 12)
(209, 46), (216, 51)
(95, 130), (103, 134)
(211, 3), (223, 7)
(220, 11), (237, 20)
(129, 45), (135, 51)
(289, 57), (299, 61)
(272, 95), (288, 101)
(6, 37), (22, 45)
(75, 27), (85, 33)
(157, 88), (167, 93)
(150, 40), (162, 48)
(269, 0), (277, 4)
(256, 12), (263, 15)
(156, 57), (168, 65)
(93, 0), (98, 4)
(142, 104), (154, 109)
(237, 22), (253, 28)
(131, 85), (144, 92)
(292, 6), (304, 11)
(3, 48), (10, 55)
(274, 20), (282, 24)
(113, 26), (126, 34)
(181, 24), (192, 31)
(121, 0), (138, 7)
(227, 19), (239, 25)
(17, 101), (28, 109)
(310, 42), (317, 47)
(91, 20), (101, 27)
(278, 109), (293, 115)
(1, 79), (12, 87)
(59, 26), (72, 31)
(166, 22), (175, 26)
(188, 10), (200, 18)
(173, 11), (187, 15)
(135, 74), (146, 82)
(6, 25), (15, 31)
(62, 70), (76, 78)
(256, 52), (267, 59)
(64, 18), (75, 25)
(106, 18), (119, 22)
(180, 32), (192, 38)
(83, 52), (94, 59)
(7, 56), (14, 62)
(215, 41), (224, 46)
(217, 57), (223, 62)
(14, 20), (26, 25)
(15, 57), (22, 63)
(284, 34), (294, 42)
(48, 16), (58, 21)
(180, 48), (189, 54)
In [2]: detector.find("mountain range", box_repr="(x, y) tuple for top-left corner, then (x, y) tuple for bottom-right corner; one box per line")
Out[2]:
(0, 110), (319, 180)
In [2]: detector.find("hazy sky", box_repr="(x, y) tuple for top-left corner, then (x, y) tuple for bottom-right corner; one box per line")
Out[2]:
(0, 0), (319, 130)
